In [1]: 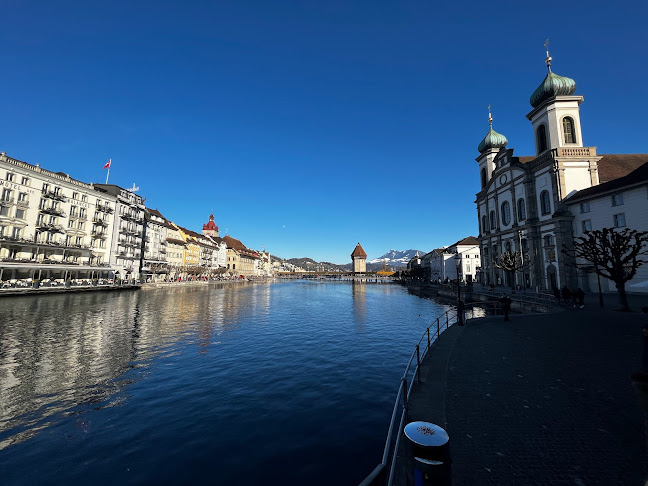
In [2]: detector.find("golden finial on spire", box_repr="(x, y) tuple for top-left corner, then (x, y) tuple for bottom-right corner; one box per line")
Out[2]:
(488, 104), (493, 128)
(544, 38), (552, 70)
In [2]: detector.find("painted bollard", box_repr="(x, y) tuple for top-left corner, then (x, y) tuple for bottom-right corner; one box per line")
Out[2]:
(403, 421), (451, 486)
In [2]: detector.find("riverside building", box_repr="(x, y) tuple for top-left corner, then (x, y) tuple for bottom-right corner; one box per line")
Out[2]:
(475, 51), (647, 291)
(94, 184), (145, 281)
(142, 208), (169, 281)
(0, 152), (117, 284)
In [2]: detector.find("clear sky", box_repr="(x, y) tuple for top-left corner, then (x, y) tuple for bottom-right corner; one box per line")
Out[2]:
(1, 1), (646, 263)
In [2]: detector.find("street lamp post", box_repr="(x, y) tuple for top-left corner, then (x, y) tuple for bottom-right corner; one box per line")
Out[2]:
(455, 253), (464, 326)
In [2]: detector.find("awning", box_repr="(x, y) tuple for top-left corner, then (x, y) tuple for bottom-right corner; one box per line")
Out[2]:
(0, 263), (116, 272)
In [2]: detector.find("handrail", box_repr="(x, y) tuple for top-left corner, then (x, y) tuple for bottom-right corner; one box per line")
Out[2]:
(362, 300), (526, 486)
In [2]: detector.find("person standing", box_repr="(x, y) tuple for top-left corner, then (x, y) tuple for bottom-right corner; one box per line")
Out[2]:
(575, 288), (585, 308)
(499, 294), (512, 321)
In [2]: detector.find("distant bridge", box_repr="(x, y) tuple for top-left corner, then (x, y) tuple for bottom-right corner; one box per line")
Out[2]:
(276, 271), (396, 282)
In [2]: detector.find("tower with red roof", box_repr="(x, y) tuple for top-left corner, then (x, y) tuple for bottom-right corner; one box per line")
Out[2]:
(351, 242), (367, 274)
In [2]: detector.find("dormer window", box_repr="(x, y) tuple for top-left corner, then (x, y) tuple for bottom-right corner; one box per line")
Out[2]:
(537, 124), (548, 154)
(563, 117), (576, 144)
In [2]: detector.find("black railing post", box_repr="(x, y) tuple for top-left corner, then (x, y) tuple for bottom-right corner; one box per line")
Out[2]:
(402, 376), (409, 420)
(416, 345), (421, 383)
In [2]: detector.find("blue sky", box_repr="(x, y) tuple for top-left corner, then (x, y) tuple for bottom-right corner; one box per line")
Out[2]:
(1, 1), (646, 263)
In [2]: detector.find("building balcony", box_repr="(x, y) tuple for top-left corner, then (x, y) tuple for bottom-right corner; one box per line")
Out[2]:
(36, 223), (65, 234)
(91, 230), (107, 239)
(40, 206), (66, 217)
(1, 196), (15, 205)
(41, 189), (67, 202)
(96, 203), (114, 214)
(93, 217), (109, 226)
(0, 234), (34, 245)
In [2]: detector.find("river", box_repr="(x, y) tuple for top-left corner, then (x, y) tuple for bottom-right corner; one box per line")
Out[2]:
(0, 280), (451, 485)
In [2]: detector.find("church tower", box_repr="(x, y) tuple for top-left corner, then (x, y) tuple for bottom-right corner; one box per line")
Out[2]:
(526, 42), (601, 198)
(202, 214), (219, 237)
(351, 243), (367, 274)
(526, 41), (584, 155)
(476, 107), (508, 190)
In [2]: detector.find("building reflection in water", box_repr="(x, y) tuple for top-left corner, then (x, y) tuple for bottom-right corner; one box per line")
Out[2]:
(0, 282), (270, 450)
(352, 280), (367, 332)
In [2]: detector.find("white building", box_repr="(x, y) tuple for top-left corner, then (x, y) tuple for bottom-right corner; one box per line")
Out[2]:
(446, 237), (481, 283)
(94, 184), (145, 281)
(0, 152), (117, 284)
(142, 208), (169, 281)
(475, 52), (647, 291)
(565, 160), (648, 293)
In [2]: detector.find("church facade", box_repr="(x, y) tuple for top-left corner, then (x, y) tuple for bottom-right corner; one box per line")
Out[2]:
(475, 52), (647, 291)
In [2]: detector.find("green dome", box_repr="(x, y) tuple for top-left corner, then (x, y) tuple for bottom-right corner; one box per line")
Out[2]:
(478, 127), (508, 153)
(530, 69), (576, 108)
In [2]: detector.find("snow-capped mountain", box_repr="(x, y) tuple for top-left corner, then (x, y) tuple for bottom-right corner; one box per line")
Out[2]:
(368, 249), (425, 269)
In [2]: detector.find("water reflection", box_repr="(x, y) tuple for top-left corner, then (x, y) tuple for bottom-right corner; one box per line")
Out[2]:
(0, 283), (270, 450)
(352, 281), (367, 331)
(0, 281), (449, 486)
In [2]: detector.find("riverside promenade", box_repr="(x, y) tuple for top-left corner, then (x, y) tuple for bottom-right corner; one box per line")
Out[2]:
(399, 297), (648, 485)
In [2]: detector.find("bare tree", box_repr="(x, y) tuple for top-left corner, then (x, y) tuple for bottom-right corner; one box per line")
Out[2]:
(493, 250), (530, 286)
(563, 228), (648, 311)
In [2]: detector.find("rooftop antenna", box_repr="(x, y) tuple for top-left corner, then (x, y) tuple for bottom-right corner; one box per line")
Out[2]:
(544, 38), (552, 70)
(129, 183), (140, 192)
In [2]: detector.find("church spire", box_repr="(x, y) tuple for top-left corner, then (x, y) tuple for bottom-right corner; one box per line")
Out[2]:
(544, 38), (552, 71)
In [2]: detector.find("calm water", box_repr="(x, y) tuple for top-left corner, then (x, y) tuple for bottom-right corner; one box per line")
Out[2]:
(0, 280), (450, 485)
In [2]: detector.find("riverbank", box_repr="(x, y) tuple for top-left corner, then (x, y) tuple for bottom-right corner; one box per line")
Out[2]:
(0, 282), (141, 297)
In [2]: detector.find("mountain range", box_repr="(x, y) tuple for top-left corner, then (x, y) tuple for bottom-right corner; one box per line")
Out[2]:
(274, 249), (425, 272)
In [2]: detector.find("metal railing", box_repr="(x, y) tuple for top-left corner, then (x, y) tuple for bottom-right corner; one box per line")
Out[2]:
(363, 301), (520, 486)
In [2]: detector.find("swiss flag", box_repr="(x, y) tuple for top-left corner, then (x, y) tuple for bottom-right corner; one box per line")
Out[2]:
(103, 159), (111, 169)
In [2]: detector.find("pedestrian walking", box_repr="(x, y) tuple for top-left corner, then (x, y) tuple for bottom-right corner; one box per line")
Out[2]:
(499, 293), (512, 321)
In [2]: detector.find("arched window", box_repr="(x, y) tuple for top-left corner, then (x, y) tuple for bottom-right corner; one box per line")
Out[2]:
(481, 168), (487, 188)
(482, 215), (488, 234)
(490, 210), (496, 230)
(537, 124), (548, 153)
(505, 241), (512, 252)
(540, 190), (551, 215)
(562, 117), (575, 144)
(501, 201), (511, 225)
(517, 198), (526, 221)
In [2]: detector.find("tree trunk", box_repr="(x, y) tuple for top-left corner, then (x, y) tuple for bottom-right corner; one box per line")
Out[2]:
(616, 280), (630, 311)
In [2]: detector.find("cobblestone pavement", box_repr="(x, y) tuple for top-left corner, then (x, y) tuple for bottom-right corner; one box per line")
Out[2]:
(445, 307), (648, 485)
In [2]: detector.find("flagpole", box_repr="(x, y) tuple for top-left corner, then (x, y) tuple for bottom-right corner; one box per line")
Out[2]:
(105, 166), (110, 184)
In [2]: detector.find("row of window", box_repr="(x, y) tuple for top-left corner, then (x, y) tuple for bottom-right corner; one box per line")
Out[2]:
(482, 191), (553, 233)
(536, 117), (577, 154)
(4, 172), (30, 186)
(579, 194), (624, 214)
(579, 213), (626, 232)
(4, 172), (115, 208)
(0, 205), (26, 220)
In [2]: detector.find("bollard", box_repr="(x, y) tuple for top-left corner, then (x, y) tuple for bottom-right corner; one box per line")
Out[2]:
(403, 421), (451, 486)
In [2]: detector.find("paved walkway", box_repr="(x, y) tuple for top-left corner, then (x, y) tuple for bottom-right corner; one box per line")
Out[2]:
(444, 307), (648, 485)
(398, 301), (648, 485)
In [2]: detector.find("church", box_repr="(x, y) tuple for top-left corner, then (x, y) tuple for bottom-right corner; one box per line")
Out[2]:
(475, 48), (647, 291)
